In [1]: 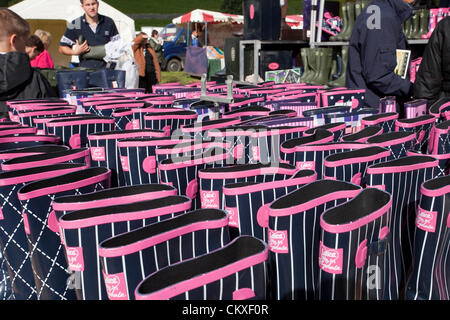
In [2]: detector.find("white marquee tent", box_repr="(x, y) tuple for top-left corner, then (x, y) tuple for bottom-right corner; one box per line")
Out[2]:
(9, 0), (136, 66)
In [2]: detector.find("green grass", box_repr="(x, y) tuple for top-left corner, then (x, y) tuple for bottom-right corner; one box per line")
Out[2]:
(161, 71), (200, 85)
(103, 0), (304, 15)
(103, 0), (223, 14)
(134, 19), (173, 29)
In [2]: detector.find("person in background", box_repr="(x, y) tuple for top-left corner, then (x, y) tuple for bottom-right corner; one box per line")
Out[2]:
(25, 35), (44, 61)
(191, 30), (199, 47)
(346, 0), (415, 113)
(413, 16), (450, 107)
(132, 32), (161, 94)
(58, 0), (120, 69)
(31, 29), (54, 69)
(0, 9), (55, 119)
(149, 29), (166, 70)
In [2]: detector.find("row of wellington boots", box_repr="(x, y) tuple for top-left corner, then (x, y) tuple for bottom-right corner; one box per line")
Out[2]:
(330, 0), (370, 41)
(404, 9), (429, 39)
(299, 48), (333, 85)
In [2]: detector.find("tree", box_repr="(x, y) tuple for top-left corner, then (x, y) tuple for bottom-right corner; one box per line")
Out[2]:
(220, 0), (243, 15)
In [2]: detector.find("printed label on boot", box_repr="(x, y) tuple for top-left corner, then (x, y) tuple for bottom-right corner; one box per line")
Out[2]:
(319, 241), (343, 274)
(200, 190), (220, 209)
(90, 147), (106, 161)
(125, 119), (140, 130)
(416, 206), (437, 233)
(268, 229), (289, 254)
(296, 161), (315, 170)
(252, 146), (260, 161)
(66, 246), (85, 272)
(120, 156), (129, 172)
(102, 271), (128, 300)
(225, 207), (239, 228)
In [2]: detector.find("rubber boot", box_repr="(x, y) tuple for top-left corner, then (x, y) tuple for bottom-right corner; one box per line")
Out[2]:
(310, 48), (333, 85)
(365, 155), (439, 300)
(299, 48), (311, 82)
(135, 236), (268, 300)
(98, 209), (230, 300)
(330, 51), (342, 81)
(403, 17), (412, 39)
(342, 1), (355, 40)
(0, 163), (86, 300)
(267, 180), (362, 300)
(418, 9), (430, 39)
(333, 2), (348, 41)
(59, 194), (192, 300)
(328, 46), (349, 87)
(410, 11), (420, 39)
(330, 54), (338, 82)
(428, 118), (450, 156)
(17, 167), (111, 300)
(395, 114), (436, 154)
(303, 48), (320, 84)
(80, 45), (106, 60)
(317, 188), (392, 300)
(355, 0), (363, 18)
(361, 0), (370, 10)
(300, 48), (313, 83)
(405, 175), (450, 300)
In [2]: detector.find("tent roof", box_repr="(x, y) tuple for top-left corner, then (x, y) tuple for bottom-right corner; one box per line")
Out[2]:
(172, 9), (243, 25)
(9, 0), (136, 43)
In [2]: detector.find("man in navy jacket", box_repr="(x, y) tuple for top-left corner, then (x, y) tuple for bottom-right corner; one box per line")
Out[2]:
(346, 0), (415, 110)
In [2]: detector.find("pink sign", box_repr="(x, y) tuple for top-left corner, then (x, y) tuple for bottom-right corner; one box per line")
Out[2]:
(268, 229), (289, 254)
(319, 241), (344, 274)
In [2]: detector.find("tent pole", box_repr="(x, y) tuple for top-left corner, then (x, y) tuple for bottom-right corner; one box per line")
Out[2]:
(205, 22), (208, 46)
(187, 22), (190, 47)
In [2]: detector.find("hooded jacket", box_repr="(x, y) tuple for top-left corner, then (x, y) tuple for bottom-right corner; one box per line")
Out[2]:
(132, 33), (161, 82)
(346, 0), (414, 108)
(413, 17), (450, 106)
(0, 52), (56, 116)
